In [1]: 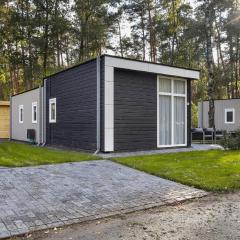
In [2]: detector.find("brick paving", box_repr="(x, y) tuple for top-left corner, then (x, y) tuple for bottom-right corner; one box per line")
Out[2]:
(0, 160), (207, 238)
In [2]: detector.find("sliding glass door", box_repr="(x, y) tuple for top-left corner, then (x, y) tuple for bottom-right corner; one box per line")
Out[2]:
(158, 77), (187, 147)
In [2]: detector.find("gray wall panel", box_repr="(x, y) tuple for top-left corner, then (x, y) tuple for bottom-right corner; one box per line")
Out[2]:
(11, 88), (42, 143)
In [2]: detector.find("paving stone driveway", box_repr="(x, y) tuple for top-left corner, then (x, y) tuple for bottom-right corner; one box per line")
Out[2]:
(0, 160), (207, 238)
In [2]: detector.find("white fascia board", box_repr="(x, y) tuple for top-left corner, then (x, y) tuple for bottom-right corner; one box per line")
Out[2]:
(104, 56), (200, 80)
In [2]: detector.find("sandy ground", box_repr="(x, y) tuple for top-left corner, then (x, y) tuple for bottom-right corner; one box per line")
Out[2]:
(16, 192), (240, 240)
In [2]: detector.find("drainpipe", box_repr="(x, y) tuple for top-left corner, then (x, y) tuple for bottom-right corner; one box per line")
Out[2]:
(38, 86), (42, 146)
(94, 56), (101, 155)
(41, 79), (47, 146)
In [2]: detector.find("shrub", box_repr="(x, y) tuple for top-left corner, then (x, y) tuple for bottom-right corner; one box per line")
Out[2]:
(220, 130), (240, 150)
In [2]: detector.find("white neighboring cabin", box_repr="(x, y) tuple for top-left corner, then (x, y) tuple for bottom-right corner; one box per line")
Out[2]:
(198, 99), (240, 132)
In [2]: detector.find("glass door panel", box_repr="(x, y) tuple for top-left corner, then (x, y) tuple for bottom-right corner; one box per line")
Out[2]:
(159, 95), (171, 145)
(174, 96), (185, 144)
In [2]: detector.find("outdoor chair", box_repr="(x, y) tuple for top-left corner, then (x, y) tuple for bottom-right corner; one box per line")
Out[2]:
(203, 128), (214, 143)
(228, 131), (236, 138)
(215, 130), (224, 140)
(191, 128), (204, 143)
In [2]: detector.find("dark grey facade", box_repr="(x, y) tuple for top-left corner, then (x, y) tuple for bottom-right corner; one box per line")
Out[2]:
(43, 55), (199, 152)
(114, 69), (157, 151)
(45, 59), (97, 151)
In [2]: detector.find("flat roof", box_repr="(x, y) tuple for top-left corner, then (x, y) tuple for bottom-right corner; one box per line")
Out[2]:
(44, 54), (200, 80)
(104, 55), (199, 72)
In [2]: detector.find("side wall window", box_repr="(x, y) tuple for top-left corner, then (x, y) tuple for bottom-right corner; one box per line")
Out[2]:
(32, 102), (37, 123)
(225, 108), (235, 124)
(49, 98), (56, 123)
(19, 105), (24, 123)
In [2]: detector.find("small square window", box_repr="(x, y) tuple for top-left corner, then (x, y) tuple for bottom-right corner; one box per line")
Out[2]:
(225, 108), (235, 124)
(19, 105), (24, 123)
(32, 102), (37, 123)
(49, 98), (56, 123)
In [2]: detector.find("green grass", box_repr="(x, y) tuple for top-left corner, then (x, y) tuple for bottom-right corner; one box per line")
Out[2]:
(113, 150), (240, 192)
(0, 142), (100, 167)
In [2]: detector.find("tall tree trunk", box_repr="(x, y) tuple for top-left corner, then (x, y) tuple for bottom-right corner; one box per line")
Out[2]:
(235, 35), (239, 97)
(118, 20), (123, 57)
(205, 0), (215, 128)
(147, 0), (156, 62)
(140, 12), (146, 61)
(65, 36), (70, 66)
(215, 13), (229, 96)
(170, 0), (177, 65)
(26, 0), (33, 89)
(43, 0), (49, 75)
(229, 35), (235, 98)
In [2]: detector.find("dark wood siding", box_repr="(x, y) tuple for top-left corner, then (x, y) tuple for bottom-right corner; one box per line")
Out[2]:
(114, 69), (157, 151)
(46, 60), (97, 151)
(114, 69), (192, 151)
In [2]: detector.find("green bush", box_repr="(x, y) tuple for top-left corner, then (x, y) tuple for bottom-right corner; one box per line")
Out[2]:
(220, 130), (240, 150)
(191, 102), (198, 128)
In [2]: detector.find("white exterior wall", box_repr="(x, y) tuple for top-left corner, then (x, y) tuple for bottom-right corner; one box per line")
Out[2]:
(11, 87), (43, 143)
(198, 99), (240, 131)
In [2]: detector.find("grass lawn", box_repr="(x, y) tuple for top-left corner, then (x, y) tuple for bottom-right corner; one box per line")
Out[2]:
(0, 141), (100, 167)
(113, 150), (240, 192)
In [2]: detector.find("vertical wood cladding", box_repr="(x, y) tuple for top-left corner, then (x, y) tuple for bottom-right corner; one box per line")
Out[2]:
(46, 60), (97, 151)
(114, 69), (157, 151)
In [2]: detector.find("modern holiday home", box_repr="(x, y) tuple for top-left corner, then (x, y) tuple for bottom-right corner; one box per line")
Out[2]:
(11, 55), (200, 152)
(198, 99), (240, 132)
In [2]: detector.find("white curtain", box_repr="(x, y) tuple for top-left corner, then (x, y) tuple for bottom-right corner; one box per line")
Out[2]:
(174, 80), (185, 94)
(174, 97), (185, 144)
(159, 95), (171, 145)
(159, 78), (171, 93)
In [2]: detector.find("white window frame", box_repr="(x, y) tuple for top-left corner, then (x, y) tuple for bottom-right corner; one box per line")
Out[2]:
(19, 105), (24, 124)
(32, 102), (37, 124)
(49, 98), (56, 123)
(225, 108), (235, 124)
(157, 76), (187, 148)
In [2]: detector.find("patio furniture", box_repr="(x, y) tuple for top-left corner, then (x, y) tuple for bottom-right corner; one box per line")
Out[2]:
(191, 128), (204, 143)
(203, 128), (214, 143)
(228, 131), (236, 138)
(215, 130), (224, 140)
